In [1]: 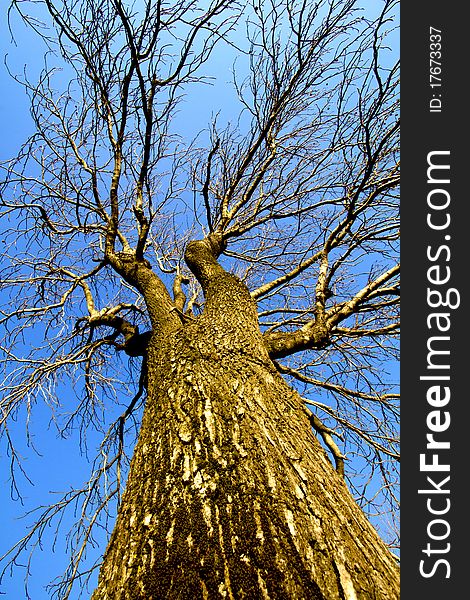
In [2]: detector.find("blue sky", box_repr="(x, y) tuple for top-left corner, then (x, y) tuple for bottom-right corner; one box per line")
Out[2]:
(0, 11), (67, 599)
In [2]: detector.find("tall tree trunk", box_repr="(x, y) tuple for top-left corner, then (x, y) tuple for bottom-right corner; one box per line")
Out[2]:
(92, 239), (399, 599)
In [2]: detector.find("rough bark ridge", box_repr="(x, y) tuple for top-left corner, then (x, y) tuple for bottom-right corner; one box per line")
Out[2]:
(92, 238), (399, 599)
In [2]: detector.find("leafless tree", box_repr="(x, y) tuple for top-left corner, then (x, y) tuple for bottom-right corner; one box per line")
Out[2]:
(1, 0), (399, 598)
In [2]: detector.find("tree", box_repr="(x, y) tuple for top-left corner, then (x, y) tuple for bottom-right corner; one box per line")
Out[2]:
(0, 0), (399, 598)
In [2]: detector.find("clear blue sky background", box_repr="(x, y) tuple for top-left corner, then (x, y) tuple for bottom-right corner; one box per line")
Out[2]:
(0, 3), (399, 599)
(0, 11), (71, 599)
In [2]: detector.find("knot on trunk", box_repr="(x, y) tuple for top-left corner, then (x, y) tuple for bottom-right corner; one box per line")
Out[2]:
(119, 329), (152, 357)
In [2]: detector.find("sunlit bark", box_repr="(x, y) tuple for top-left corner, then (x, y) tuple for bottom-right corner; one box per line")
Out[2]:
(92, 239), (399, 599)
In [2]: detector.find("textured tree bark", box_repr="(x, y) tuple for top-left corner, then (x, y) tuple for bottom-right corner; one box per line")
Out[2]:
(92, 239), (399, 599)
